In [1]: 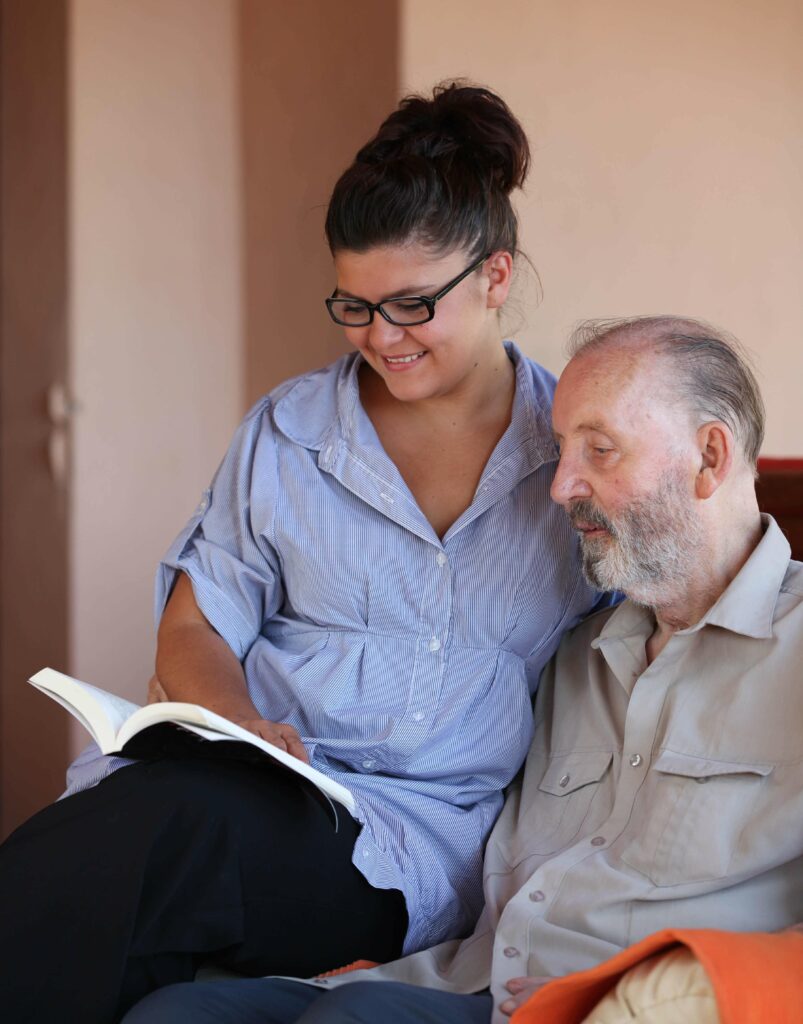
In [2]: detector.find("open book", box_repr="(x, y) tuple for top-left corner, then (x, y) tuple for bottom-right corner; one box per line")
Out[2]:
(30, 667), (355, 813)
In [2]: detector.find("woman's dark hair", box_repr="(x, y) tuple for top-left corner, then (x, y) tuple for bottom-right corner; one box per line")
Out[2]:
(325, 81), (530, 259)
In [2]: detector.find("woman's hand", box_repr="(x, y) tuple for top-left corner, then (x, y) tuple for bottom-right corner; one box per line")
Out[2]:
(148, 667), (309, 763)
(499, 976), (551, 1016)
(228, 716), (310, 764)
(145, 667), (309, 765)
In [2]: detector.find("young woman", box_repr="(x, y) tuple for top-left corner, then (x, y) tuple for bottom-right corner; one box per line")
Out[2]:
(0, 83), (605, 1023)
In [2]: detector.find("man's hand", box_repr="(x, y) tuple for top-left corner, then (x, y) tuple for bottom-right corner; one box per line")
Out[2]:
(229, 716), (310, 764)
(500, 976), (551, 1016)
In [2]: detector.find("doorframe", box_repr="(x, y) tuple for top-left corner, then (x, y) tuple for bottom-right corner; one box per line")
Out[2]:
(0, 0), (71, 837)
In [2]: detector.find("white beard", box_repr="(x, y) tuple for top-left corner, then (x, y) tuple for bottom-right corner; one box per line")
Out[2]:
(571, 471), (703, 605)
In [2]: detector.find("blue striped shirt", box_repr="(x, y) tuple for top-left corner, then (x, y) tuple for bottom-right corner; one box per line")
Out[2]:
(66, 342), (605, 953)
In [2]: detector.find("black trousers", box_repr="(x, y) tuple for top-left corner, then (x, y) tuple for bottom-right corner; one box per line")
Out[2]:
(0, 751), (407, 1024)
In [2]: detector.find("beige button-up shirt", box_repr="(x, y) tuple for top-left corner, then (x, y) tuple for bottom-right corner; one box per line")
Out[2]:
(317, 517), (803, 1022)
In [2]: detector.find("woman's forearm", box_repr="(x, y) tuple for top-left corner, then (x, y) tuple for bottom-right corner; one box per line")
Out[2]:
(156, 572), (258, 720)
(156, 620), (260, 722)
(155, 572), (308, 761)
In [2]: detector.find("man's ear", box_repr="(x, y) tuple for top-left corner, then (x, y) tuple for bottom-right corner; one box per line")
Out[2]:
(695, 421), (734, 499)
(485, 251), (513, 310)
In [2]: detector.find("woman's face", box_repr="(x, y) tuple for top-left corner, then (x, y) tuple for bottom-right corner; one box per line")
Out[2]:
(331, 243), (511, 405)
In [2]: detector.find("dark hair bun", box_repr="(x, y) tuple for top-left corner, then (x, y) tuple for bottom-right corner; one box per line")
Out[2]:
(356, 82), (529, 196)
(326, 80), (530, 257)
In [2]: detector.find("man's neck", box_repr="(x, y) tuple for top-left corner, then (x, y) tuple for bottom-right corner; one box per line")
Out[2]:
(645, 509), (764, 664)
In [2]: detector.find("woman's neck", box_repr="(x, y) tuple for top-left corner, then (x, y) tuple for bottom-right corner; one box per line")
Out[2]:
(361, 338), (515, 433)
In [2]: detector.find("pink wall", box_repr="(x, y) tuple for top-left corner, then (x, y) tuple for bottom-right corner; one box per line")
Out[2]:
(239, 0), (398, 402)
(401, 0), (803, 454)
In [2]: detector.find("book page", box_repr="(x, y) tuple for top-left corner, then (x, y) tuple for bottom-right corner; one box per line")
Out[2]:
(29, 668), (142, 752)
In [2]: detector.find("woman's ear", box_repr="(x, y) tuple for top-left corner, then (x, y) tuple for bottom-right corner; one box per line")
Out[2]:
(695, 421), (734, 499)
(485, 251), (513, 310)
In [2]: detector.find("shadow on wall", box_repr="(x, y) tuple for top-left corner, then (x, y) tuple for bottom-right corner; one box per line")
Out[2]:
(239, 0), (400, 403)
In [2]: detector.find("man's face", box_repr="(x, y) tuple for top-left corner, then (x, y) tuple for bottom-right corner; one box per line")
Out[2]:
(551, 345), (702, 602)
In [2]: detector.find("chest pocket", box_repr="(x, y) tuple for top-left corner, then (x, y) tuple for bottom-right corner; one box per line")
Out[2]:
(621, 750), (773, 886)
(502, 751), (613, 865)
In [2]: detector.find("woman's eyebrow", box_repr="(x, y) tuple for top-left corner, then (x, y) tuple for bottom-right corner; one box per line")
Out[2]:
(333, 281), (437, 302)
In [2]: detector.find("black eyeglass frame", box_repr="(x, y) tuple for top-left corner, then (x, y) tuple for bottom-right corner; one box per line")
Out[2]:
(325, 252), (492, 327)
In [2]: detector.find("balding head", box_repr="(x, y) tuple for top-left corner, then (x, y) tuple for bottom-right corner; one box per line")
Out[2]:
(567, 316), (765, 472)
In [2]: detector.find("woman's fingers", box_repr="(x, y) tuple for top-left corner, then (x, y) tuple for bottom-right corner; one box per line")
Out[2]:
(237, 718), (311, 764)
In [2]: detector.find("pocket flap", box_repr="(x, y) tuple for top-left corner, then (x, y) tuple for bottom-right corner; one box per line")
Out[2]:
(654, 749), (773, 780)
(538, 751), (613, 796)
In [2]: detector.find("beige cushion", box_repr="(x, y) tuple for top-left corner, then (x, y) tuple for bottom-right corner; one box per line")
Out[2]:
(580, 947), (719, 1024)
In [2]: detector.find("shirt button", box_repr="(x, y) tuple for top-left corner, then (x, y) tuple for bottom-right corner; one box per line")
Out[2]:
(362, 759), (375, 770)
(436, 552), (447, 567)
(591, 836), (606, 847)
(362, 849), (370, 858)
(428, 637), (441, 653)
(558, 773), (571, 787)
(503, 947), (520, 958)
(529, 890), (546, 902)
(629, 753), (642, 767)
(412, 711), (424, 722)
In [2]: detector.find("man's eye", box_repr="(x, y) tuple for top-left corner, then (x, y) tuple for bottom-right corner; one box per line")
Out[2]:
(343, 303), (367, 314)
(391, 299), (427, 311)
(593, 447), (612, 456)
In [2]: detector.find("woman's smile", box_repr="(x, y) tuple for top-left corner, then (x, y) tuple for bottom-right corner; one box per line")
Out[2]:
(381, 349), (428, 371)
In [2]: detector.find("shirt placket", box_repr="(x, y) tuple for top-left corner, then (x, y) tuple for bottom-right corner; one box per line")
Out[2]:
(357, 541), (454, 769)
(491, 646), (678, 985)
(389, 540), (454, 762)
(318, 438), (454, 767)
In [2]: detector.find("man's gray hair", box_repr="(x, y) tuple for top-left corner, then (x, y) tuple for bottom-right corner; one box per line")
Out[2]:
(567, 316), (765, 470)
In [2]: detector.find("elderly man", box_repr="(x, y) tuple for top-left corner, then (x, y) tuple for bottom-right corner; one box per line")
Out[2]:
(124, 316), (803, 1024)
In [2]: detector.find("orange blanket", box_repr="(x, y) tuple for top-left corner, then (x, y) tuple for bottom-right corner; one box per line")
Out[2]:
(512, 929), (803, 1024)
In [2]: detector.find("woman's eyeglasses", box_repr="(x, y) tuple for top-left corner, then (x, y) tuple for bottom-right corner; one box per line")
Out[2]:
(325, 253), (491, 327)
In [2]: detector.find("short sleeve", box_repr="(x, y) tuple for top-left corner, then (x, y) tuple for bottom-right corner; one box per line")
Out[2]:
(155, 398), (283, 661)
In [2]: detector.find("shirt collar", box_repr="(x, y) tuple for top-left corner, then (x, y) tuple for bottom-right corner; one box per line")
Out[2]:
(273, 340), (556, 465)
(341, 340), (555, 463)
(590, 601), (653, 692)
(690, 513), (790, 639)
(273, 342), (557, 547)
